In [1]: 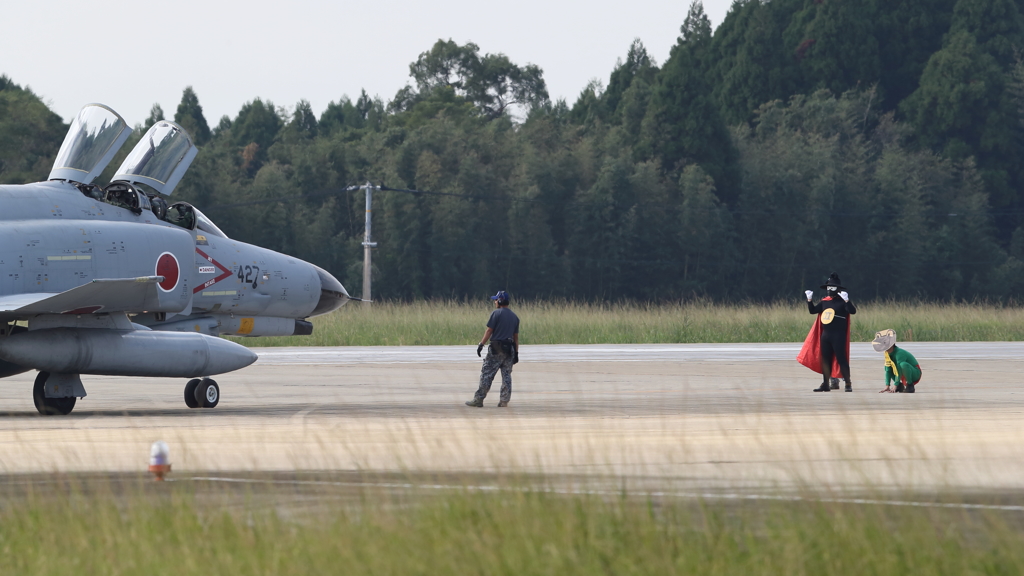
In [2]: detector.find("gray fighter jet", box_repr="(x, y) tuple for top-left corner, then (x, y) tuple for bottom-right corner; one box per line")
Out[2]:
(0, 104), (350, 415)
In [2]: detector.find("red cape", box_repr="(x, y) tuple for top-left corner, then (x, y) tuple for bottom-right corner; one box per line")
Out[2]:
(796, 297), (850, 378)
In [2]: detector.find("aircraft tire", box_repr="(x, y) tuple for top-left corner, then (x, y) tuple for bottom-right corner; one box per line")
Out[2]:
(196, 378), (220, 408)
(32, 372), (76, 416)
(184, 379), (202, 408)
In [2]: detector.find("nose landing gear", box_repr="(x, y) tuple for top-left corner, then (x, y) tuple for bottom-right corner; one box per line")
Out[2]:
(184, 378), (220, 409)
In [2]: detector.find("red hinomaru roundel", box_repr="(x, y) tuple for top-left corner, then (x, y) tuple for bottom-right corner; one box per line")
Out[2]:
(155, 252), (180, 292)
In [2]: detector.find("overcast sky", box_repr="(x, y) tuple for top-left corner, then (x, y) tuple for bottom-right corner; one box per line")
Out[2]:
(2, 0), (734, 127)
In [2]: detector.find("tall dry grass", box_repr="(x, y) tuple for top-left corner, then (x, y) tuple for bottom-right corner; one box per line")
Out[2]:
(1, 479), (1021, 575)
(238, 300), (1024, 346)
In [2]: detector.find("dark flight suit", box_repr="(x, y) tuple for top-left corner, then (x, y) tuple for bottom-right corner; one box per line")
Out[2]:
(808, 296), (856, 384)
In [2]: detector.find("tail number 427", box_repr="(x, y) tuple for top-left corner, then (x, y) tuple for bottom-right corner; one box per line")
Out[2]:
(238, 265), (260, 289)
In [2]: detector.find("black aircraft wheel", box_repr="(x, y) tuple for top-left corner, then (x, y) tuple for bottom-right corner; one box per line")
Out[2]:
(32, 372), (76, 416)
(184, 378), (202, 408)
(195, 378), (220, 408)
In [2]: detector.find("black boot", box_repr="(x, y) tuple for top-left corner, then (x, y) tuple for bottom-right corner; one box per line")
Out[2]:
(895, 383), (905, 393)
(845, 380), (852, 393)
(830, 377), (840, 390)
(814, 382), (831, 392)
(906, 383), (915, 393)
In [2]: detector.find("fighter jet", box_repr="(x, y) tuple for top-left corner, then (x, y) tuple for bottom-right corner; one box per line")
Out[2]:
(0, 104), (350, 415)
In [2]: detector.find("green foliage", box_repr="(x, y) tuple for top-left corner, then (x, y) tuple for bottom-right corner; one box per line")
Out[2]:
(3, 0), (1024, 302)
(709, 0), (802, 125)
(405, 39), (549, 120)
(901, 30), (1023, 210)
(947, 0), (1024, 66)
(230, 98), (283, 174)
(319, 91), (373, 136)
(286, 99), (317, 139)
(876, 0), (956, 106)
(143, 103), (164, 130)
(734, 89), (1008, 298)
(4, 479), (1024, 576)
(677, 165), (731, 293)
(639, 2), (738, 201)
(173, 86), (211, 145)
(0, 76), (67, 184)
(602, 39), (658, 123)
(785, 0), (881, 94)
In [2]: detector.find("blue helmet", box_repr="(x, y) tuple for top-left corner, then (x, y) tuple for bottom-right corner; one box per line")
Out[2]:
(490, 290), (510, 304)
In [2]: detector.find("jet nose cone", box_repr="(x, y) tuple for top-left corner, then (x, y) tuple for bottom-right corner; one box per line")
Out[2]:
(311, 265), (349, 316)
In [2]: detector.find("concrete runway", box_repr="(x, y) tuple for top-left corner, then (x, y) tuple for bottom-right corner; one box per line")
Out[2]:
(1, 342), (1023, 495)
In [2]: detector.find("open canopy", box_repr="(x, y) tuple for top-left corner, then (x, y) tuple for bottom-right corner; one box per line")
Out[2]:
(112, 120), (198, 196)
(48, 104), (131, 185)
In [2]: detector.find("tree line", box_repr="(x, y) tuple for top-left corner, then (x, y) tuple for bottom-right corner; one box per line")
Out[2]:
(3, 0), (1024, 301)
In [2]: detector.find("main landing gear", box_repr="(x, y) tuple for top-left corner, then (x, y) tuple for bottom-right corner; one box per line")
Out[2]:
(184, 378), (220, 409)
(33, 372), (78, 416)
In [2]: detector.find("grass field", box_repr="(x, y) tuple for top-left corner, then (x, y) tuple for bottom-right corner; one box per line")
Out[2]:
(2, 477), (1022, 575)
(238, 300), (1024, 347)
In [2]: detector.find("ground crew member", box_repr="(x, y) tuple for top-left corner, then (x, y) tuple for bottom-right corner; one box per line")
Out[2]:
(872, 329), (922, 393)
(465, 290), (519, 408)
(797, 272), (857, 392)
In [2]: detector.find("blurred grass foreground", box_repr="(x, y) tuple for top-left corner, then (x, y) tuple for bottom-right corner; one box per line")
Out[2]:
(2, 481), (1022, 575)
(244, 300), (1024, 346)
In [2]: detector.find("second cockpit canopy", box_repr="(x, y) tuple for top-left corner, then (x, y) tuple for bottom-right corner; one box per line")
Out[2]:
(113, 120), (197, 196)
(49, 103), (225, 238)
(49, 104), (198, 197)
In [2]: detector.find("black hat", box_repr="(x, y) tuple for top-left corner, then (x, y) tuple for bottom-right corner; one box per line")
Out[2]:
(819, 272), (844, 290)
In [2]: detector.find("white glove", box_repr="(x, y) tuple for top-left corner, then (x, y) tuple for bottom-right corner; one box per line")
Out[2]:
(804, 290), (813, 301)
(839, 291), (849, 302)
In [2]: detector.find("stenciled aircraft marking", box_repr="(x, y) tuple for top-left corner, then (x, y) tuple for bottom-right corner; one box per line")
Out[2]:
(194, 248), (234, 294)
(47, 255), (91, 261)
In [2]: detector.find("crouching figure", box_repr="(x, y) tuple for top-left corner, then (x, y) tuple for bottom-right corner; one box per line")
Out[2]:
(872, 329), (922, 393)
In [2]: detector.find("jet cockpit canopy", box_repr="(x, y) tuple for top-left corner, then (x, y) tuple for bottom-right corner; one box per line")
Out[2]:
(112, 120), (197, 196)
(48, 104), (132, 185)
(165, 202), (229, 239)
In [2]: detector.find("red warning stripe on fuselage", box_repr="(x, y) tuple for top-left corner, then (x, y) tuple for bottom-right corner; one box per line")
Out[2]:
(194, 248), (234, 294)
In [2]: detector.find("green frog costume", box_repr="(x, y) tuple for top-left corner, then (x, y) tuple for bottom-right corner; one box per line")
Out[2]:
(871, 329), (922, 393)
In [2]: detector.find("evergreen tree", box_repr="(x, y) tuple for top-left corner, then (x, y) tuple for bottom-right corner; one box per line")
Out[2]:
(901, 31), (1022, 215)
(144, 103), (165, 130)
(174, 86), (211, 145)
(0, 76), (67, 184)
(232, 98), (283, 173)
(288, 99), (318, 139)
(639, 1), (738, 202)
(601, 39), (657, 122)
(568, 157), (637, 298)
(677, 165), (733, 293)
(710, 0), (802, 125)
(876, 0), (957, 107)
(319, 96), (360, 136)
(784, 0), (882, 95)
(567, 80), (603, 126)
(947, 0), (1024, 66)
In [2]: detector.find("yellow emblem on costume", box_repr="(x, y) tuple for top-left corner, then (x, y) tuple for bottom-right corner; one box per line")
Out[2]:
(884, 351), (899, 378)
(820, 309), (835, 325)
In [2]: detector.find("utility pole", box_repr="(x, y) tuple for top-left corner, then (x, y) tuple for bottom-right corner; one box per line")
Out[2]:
(361, 182), (378, 307)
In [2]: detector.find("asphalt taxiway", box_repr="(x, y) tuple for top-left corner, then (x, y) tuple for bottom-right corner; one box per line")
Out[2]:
(0, 343), (1022, 494)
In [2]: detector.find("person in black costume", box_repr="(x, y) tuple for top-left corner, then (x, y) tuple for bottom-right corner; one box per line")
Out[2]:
(805, 273), (857, 392)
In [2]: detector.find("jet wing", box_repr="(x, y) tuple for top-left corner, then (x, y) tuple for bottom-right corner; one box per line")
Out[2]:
(0, 277), (165, 318)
